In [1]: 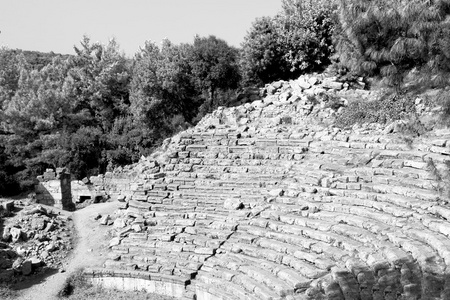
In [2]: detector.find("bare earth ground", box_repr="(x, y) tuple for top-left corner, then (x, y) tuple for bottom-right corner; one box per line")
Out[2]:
(14, 201), (119, 300)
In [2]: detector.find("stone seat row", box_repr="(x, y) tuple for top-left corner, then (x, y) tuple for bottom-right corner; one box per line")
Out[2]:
(98, 195), (450, 298)
(179, 129), (446, 146)
(263, 199), (450, 269)
(113, 185), (450, 298)
(230, 206), (448, 298)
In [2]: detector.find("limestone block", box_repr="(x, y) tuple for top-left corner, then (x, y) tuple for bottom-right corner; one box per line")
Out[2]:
(224, 198), (244, 210)
(2, 201), (14, 212)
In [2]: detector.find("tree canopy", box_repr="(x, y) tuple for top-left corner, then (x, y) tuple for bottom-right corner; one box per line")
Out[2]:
(0, 35), (242, 195)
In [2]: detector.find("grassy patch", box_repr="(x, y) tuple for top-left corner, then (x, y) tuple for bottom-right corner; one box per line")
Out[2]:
(334, 92), (416, 128)
(58, 269), (88, 298)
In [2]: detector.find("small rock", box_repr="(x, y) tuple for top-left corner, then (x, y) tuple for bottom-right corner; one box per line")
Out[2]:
(16, 246), (28, 256)
(322, 80), (343, 90)
(296, 78), (312, 90)
(131, 224), (142, 232)
(21, 260), (33, 275)
(113, 218), (127, 229)
(99, 215), (111, 225)
(26, 205), (48, 216)
(10, 227), (23, 243)
(12, 257), (24, 271)
(41, 251), (50, 259)
(268, 189), (284, 197)
(308, 77), (319, 85)
(109, 237), (121, 247)
(29, 256), (43, 268)
(45, 243), (58, 252)
(1, 228), (11, 242)
(94, 213), (102, 221)
(31, 218), (47, 231)
(2, 201), (14, 212)
(224, 198), (244, 210)
(44, 222), (56, 232)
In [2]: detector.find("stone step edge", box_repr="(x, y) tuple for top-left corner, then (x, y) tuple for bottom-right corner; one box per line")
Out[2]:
(83, 267), (191, 285)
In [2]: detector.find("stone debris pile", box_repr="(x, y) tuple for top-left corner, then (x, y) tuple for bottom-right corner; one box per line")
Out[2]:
(82, 74), (450, 299)
(0, 200), (73, 282)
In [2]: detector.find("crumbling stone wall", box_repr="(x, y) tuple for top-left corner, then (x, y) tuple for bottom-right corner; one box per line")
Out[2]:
(35, 168), (74, 211)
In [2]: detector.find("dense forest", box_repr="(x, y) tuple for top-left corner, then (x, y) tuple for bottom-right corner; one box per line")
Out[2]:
(1, 0), (450, 196)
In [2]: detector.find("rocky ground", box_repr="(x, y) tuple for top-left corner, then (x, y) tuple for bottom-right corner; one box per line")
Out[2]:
(0, 198), (73, 287)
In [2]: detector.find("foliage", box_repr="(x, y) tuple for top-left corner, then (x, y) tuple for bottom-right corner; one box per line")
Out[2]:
(189, 35), (241, 111)
(335, 0), (450, 88)
(240, 17), (291, 84)
(241, 0), (337, 84)
(0, 34), (243, 196)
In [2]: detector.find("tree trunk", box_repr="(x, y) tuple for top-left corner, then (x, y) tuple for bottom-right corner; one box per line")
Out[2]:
(209, 86), (215, 113)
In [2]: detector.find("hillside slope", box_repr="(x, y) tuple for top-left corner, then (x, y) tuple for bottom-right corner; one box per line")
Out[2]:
(82, 74), (450, 299)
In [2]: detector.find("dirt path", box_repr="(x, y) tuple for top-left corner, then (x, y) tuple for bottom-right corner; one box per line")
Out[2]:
(15, 201), (119, 300)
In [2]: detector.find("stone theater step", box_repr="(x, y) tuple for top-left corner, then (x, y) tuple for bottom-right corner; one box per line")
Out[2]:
(83, 75), (450, 299)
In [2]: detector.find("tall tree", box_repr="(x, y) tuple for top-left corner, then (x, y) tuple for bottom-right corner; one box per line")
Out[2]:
(188, 35), (241, 109)
(241, 1), (336, 84)
(241, 17), (289, 84)
(67, 36), (131, 132)
(336, 0), (450, 87)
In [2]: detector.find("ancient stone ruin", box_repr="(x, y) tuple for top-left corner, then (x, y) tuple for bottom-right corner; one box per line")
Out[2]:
(35, 168), (75, 211)
(79, 74), (450, 299)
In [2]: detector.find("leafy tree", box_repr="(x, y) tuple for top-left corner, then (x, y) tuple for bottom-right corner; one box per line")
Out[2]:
(130, 39), (198, 140)
(336, 0), (450, 88)
(65, 126), (106, 179)
(241, 1), (336, 84)
(67, 36), (131, 132)
(241, 17), (290, 84)
(188, 35), (241, 110)
(277, 0), (336, 73)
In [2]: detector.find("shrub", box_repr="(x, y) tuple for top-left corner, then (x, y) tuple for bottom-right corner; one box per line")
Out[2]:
(58, 268), (89, 298)
(334, 92), (416, 128)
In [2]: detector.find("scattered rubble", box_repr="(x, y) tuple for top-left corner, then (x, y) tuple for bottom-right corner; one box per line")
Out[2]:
(0, 199), (73, 282)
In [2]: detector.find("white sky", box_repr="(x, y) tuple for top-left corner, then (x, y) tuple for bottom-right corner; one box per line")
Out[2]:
(0, 0), (281, 56)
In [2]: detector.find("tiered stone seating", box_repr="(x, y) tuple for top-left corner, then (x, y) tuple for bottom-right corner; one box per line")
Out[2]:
(84, 98), (450, 299)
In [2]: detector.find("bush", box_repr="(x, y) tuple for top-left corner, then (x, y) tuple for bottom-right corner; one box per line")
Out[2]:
(58, 268), (89, 298)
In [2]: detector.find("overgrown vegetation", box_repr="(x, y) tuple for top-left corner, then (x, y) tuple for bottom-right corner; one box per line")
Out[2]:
(334, 93), (416, 128)
(0, 35), (241, 196)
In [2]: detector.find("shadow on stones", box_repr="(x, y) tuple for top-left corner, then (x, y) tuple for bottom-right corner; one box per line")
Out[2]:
(306, 259), (450, 300)
(11, 267), (59, 291)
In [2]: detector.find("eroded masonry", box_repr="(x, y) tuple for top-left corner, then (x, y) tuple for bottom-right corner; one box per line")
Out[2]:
(82, 75), (450, 299)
